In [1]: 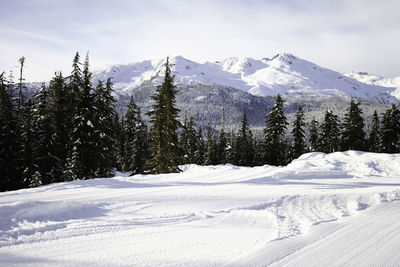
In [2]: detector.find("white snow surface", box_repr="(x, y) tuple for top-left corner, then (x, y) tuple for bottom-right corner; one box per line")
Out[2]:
(1, 151), (400, 266)
(345, 71), (400, 100)
(93, 54), (399, 103)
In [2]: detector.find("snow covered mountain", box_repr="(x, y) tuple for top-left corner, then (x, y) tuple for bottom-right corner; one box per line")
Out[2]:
(345, 71), (400, 100)
(93, 53), (400, 104)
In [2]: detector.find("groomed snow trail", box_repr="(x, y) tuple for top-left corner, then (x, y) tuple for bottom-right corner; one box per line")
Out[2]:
(1, 151), (400, 266)
(234, 201), (400, 266)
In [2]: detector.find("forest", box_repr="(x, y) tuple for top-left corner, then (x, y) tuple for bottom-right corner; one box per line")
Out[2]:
(1, 53), (400, 192)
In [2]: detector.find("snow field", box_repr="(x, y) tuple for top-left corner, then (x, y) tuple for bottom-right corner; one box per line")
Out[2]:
(1, 151), (400, 266)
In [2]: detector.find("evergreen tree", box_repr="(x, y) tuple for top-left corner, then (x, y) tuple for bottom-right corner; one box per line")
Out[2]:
(93, 78), (118, 176)
(381, 103), (400, 153)
(252, 138), (263, 166)
(290, 106), (306, 160)
(180, 116), (197, 164)
(217, 108), (227, 164)
(309, 117), (319, 152)
(204, 127), (218, 165)
(319, 110), (340, 153)
(17, 56), (26, 113)
(194, 127), (205, 165)
(0, 72), (23, 191)
(125, 97), (148, 175)
(21, 100), (35, 186)
(47, 72), (70, 182)
(69, 52), (82, 111)
(226, 130), (238, 165)
(262, 94), (288, 166)
(31, 83), (55, 184)
(70, 53), (96, 178)
(63, 142), (84, 181)
(368, 110), (381, 152)
(114, 115), (126, 171)
(341, 99), (365, 151)
(236, 109), (254, 166)
(29, 171), (43, 188)
(146, 57), (182, 173)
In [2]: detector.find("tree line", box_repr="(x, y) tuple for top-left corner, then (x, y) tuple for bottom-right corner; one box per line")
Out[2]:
(1, 54), (400, 192)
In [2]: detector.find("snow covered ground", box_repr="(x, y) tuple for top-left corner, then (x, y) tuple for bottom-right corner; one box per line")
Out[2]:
(1, 151), (400, 266)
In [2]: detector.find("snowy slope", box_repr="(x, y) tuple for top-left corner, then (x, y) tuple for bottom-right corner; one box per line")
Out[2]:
(93, 54), (399, 103)
(345, 71), (400, 100)
(1, 151), (400, 266)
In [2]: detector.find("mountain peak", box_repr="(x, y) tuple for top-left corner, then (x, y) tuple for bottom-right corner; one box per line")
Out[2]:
(92, 53), (399, 104)
(266, 53), (297, 65)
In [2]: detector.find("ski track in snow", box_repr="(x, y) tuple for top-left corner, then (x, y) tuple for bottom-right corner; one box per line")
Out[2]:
(1, 151), (400, 266)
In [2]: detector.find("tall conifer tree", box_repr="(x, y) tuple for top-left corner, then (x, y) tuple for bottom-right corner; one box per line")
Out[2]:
(217, 108), (227, 164)
(381, 103), (400, 153)
(204, 127), (218, 165)
(47, 72), (70, 182)
(319, 110), (340, 153)
(31, 83), (54, 184)
(194, 127), (205, 165)
(368, 110), (381, 152)
(0, 73), (23, 191)
(309, 117), (319, 152)
(290, 106), (306, 160)
(341, 99), (365, 151)
(146, 57), (182, 173)
(125, 97), (148, 175)
(180, 116), (197, 164)
(236, 109), (254, 166)
(93, 78), (118, 176)
(263, 94), (288, 166)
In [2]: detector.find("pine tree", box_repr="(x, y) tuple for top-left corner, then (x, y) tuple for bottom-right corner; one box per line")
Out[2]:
(63, 142), (83, 181)
(69, 52), (82, 111)
(146, 57), (182, 174)
(319, 110), (340, 153)
(21, 100), (35, 186)
(17, 56), (26, 113)
(29, 171), (43, 188)
(309, 117), (319, 152)
(226, 130), (238, 165)
(0, 72), (23, 191)
(194, 127), (205, 165)
(217, 108), (227, 164)
(263, 94), (288, 166)
(31, 83), (55, 184)
(204, 127), (218, 165)
(125, 97), (148, 175)
(47, 72), (70, 182)
(70, 53), (96, 178)
(93, 78), (118, 177)
(368, 110), (381, 152)
(252, 138), (263, 166)
(290, 106), (306, 160)
(236, 109), (254, 166)
(114, 115), (126, 171)
(381, 103), (400, 153)
(341, 99), (365, 151)
(180, 116), (197, 164)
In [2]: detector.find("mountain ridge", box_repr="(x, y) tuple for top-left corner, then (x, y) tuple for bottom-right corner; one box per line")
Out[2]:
(93, 53), (400, 104)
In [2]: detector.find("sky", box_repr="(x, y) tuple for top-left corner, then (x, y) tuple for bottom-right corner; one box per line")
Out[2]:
(1, 0), (399, 82)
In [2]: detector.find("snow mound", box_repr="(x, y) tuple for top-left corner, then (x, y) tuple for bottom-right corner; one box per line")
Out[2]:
(290, 151), (400, 178)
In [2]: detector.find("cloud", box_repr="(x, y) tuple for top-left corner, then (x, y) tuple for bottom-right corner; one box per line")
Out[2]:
(1, 0), (399, 81)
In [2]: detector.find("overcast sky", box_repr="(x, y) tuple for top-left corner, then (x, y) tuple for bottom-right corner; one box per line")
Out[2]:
(1, 0), (399, 82)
